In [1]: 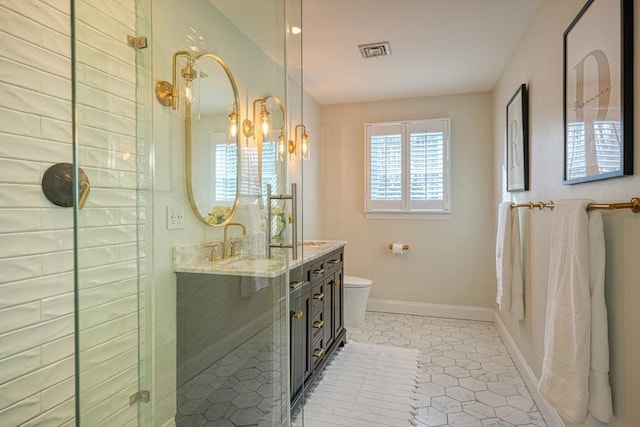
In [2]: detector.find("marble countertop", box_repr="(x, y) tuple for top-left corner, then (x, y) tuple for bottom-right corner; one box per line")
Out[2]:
(174, 240), (346, 278)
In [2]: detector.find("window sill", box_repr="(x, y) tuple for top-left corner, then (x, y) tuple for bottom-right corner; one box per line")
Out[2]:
(364, 211), (451, 220)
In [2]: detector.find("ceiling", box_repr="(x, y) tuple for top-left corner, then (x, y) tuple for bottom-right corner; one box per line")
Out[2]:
(214, 0), (540, 105)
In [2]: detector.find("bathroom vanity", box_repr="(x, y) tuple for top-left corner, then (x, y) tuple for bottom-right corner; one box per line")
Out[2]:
(289, 245), (346, 408)
(173, 240), (346, 423)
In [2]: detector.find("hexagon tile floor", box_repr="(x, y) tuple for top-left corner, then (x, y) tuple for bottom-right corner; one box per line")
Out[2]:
(176, 311), (548, 426)
(347, 312), (547, 427)
(176, 325), (287, 427)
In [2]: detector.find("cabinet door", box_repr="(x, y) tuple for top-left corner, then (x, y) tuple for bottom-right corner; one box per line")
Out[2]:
(332, 269), (344, 337)
(302, 286), (312, 382)
(290, 290), (306, 398)
(323, 274), (334, 348)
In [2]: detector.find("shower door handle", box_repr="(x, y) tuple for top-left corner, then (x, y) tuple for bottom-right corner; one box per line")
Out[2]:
(266, 183), (298, 260)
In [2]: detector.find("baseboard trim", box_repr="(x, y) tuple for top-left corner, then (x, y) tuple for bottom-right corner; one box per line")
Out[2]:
(366, 298), (495, 322)
(493, 313), (564, 427)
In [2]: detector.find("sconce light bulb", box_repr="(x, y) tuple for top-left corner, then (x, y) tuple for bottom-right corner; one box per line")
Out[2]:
(301, 131), (309, 160)
(228, 109), (238, 137)
(260, 107), (271, 136)
(184, 80), (193, 103)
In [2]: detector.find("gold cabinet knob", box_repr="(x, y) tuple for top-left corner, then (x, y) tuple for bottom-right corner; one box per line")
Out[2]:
(292, 311), (303, 319)
(313, 293), (324, 300)
(334, 279), (340, 287)
(313, 320), (324, 329)
(313, 348), (325, 358)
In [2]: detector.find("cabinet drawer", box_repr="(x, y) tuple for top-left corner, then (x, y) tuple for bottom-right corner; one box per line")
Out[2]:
(307, 259), (325, 283)
(311, 282), (325, 313)
(311, 310), (324, 340)
(324, 249), (343, 274)
(311, 336), (325, 368)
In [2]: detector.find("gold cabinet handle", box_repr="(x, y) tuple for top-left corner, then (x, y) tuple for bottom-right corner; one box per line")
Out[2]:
(313, 320), (324, 329)
(292, 311), (303, 319)
(289, 280), (303, 289)
(313, 268), (324, 275)
(313, 293), (324, 300)
(333, 279), (341, 287)
(328, 259), (340, 264)
(313, 348), (325, 358)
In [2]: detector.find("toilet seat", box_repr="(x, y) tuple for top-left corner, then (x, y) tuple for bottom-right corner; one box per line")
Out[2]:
(344, 275), (372, 288)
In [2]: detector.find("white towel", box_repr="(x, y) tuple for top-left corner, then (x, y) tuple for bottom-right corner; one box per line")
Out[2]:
(495, 202), (524, 320)
(538, 200), (612, 424)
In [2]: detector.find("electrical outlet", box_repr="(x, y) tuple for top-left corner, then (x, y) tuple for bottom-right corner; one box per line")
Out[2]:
(167, 207), (184, 229)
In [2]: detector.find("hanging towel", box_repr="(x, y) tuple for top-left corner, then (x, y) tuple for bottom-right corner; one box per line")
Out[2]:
(538, 200), (612, 424)
(495, 201), (524, 320)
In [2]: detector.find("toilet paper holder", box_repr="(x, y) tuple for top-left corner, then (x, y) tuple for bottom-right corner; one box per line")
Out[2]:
(388, 244), (410, 251)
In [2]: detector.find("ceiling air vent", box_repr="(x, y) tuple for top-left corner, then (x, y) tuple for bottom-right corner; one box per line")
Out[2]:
(358, 42), (391, 59)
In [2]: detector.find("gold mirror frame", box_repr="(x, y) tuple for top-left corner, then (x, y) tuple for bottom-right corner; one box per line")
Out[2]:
(185, 53), (241, 226)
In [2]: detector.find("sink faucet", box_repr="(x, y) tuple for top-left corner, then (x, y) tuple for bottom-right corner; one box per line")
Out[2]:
(223, 222), (247, 259)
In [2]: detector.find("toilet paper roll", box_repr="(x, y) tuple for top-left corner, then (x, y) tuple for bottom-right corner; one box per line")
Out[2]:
(392, 243), (404, 255)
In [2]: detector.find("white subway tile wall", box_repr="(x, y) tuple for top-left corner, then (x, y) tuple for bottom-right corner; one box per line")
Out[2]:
(0, 0), (144, 426)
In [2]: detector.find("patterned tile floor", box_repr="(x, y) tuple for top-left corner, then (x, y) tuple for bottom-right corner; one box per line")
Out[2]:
(176, 311), (547, 426)
(176, 326), (287, 427)
(347, 312), (547, 427)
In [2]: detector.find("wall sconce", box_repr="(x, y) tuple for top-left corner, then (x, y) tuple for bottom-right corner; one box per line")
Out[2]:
(155, 50), (197, 111)
(242, 97), (274, 139)
(289, 124), (310, 160)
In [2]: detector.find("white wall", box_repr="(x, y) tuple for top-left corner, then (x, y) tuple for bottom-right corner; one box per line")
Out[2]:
(0, 0), (74, 424)
(321, 93), (496, 308)
(493, 1), (640, 425)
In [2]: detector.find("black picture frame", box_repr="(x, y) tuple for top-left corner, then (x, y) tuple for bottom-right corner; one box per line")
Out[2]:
(563, 0), (634, 184)
(506, 83), (529, 192)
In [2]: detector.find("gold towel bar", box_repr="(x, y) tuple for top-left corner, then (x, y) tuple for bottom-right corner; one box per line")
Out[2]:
(511, 197), (640, 213)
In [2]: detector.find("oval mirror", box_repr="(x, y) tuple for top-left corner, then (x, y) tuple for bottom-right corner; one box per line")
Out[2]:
(187, 53), (240, 226)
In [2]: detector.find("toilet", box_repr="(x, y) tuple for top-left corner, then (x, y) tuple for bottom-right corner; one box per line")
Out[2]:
(343, 275), (373, 328)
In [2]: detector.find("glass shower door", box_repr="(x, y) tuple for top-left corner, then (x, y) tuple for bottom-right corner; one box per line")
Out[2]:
(72, 0), (152, 425)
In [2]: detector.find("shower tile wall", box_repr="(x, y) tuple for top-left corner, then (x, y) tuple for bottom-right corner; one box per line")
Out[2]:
(0, 1), (142, 425)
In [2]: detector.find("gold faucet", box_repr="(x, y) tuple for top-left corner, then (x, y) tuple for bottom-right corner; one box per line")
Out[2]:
(223, 222), (247, 259)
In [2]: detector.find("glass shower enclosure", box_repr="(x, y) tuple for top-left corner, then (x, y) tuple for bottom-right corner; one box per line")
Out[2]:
(73, 0), (303, 425)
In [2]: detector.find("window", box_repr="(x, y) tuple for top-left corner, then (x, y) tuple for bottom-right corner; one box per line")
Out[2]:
(212, 135), (238, 204)
(212, 139), (281, 203)
(365, 119), (450, 217)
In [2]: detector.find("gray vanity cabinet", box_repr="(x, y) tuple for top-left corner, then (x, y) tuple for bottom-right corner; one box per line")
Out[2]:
(290, 247), (346, 409)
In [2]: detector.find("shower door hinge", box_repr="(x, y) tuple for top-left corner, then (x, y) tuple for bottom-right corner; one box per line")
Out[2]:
(127, 35), (148, 50)
(129, 390), (150, 405)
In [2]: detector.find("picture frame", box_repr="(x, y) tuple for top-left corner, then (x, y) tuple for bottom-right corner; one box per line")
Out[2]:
(563, 0), (634, 184)
(506, 83), (529, 192)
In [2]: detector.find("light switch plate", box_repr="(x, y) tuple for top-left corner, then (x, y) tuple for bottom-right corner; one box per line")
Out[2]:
(167, 207), (184, 229)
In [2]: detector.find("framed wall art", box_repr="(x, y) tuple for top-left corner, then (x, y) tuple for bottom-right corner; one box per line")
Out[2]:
(506, 83), (529, 192)
(563, 0), (634, 184)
